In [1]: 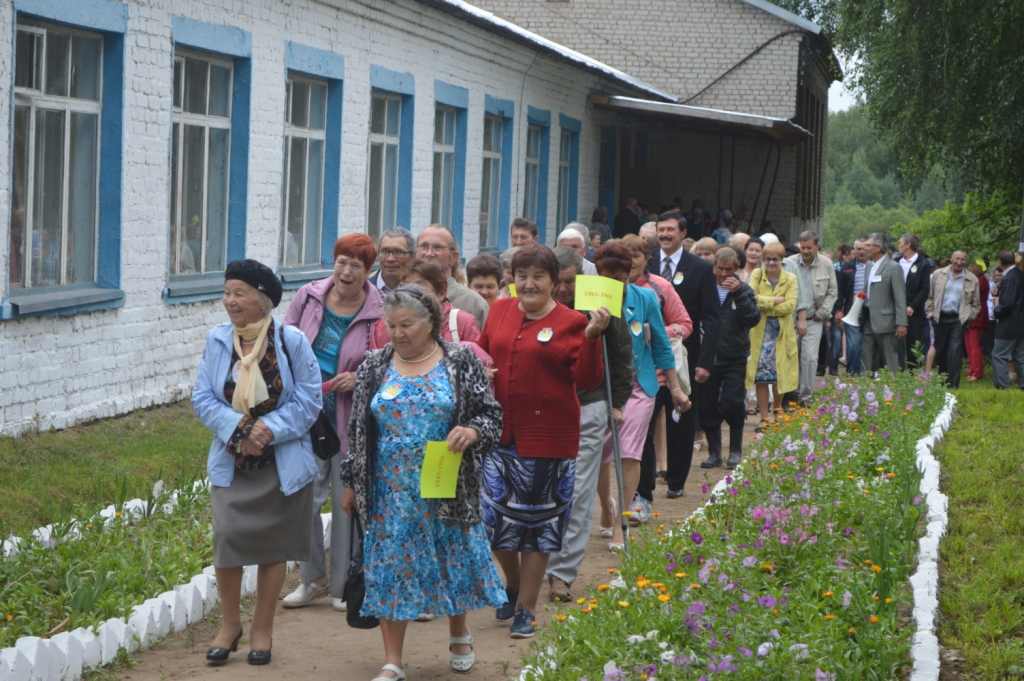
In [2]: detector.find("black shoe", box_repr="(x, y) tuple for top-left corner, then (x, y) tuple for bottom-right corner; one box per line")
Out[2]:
(657, 469), (668, 482)
(726, 451), (742, 468)
(666, 488), (684, 499)
(700, 430), (722, 468)
(247, 641), (272, 666)
(496, 586), (518, 622)
(206, 628), (243, 665)
(509, 608), (536, 639)
(726, 426), (743, 469)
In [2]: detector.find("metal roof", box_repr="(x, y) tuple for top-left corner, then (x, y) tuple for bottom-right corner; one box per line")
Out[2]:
(589, 95), (811, 145)
(411, 0), (678, 103)
(738, 0), (822, 35)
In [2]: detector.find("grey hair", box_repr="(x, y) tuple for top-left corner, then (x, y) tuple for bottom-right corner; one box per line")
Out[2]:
(556, 228), (585, 246)
(565, 222), (591, 244)
(383, 285), (444, 340)
(500, 246), (520, 271)
(900, 233), (920, 251)
(379, 226), (415, 253)
(867, 232), (888, 250)
(715, 247), (740, 267)
(798, 230), (819, 246)
(554, 246), (584, 274)
(255, 290), (274, 315)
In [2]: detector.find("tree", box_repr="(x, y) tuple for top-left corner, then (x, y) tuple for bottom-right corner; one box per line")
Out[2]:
(894, 190), (1022, 260)
(822, 202), (918, 250)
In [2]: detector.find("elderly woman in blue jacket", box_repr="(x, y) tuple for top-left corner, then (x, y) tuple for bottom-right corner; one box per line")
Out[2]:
(192, 260), (321, 667)
(593, 243), (689, 551)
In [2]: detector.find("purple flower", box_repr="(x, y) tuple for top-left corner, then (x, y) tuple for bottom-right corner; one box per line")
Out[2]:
(847, 412), (858, 422)
(881, 431), (891, 439)
(816, 670), (836, 681)
(701, 483), (709, 495)
(758, 595), (776, 608)
(780, 532), (791, 546)
(687, 601), (706, 617)
(737, 647), (754, 658)
(743, 555), (757, 567)
(913, 495), (922, 505)
(865, 392), (876, 402)
(842, 590), (853, 607)
(691, 532), (703, 545)
(789, 644), (810, 659)
(915, 388), (925, 397)
(665, 562), (677, 573)
(844, 527), (853, 537)
(728, 488), (739, 496)
(706, 655), (735, 672)
(757, 642), (773, 656)
(725, 476), (733, 485)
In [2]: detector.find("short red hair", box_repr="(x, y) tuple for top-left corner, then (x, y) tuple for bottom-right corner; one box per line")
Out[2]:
(334, 233), (378, 270)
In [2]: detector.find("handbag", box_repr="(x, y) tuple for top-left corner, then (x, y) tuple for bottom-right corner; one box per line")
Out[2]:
(342, 514), (379, 629)
(277, 325), (342, 461)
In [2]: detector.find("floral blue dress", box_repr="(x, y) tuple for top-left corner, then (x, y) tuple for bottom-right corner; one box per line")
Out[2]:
(362, 360), (506, 621)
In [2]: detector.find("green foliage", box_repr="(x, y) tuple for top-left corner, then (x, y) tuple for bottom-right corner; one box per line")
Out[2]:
(823, 202), (918, 250)
(937, 380), (1024, 677)
(520, 372), (946, 680)
(893, 190), (1022, 260)
(0, 401), (209, 537)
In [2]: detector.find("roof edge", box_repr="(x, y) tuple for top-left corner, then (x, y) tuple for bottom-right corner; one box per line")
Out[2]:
(738, 0), (822, 35)
(412, 0), (677, 102)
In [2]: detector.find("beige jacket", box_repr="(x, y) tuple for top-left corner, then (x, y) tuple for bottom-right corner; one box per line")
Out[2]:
(786, 253), (838, 322)
(925, 266), (981, 326)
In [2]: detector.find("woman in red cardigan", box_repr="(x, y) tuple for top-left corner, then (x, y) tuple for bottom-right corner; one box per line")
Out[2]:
(965, 263), (989, 381)
(477, 244), (609, 639)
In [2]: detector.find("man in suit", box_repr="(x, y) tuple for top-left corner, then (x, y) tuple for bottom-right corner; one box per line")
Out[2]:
(613, 197), (641, 238)
(833, 238), (869, 374)
(643, 210), (721, 499)
(925, 250), (981, 388)
(992, 250), (1024, 390)
(895, 233), (932, 368)
(860, 233), (908, 374)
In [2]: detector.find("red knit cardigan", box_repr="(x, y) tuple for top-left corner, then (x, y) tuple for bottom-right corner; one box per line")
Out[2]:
(477, 298), (604, 459)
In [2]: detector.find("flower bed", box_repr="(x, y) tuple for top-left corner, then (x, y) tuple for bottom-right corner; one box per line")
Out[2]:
(523, 372), (947, 681)
(0, 476), (212, 650)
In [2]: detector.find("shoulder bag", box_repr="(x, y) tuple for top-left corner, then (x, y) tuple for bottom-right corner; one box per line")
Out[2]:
(342, 514), (379, 629)
(277, 325), (342, 461)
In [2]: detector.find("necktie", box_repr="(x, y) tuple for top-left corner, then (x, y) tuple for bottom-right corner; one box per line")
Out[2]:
(662, 256), (673, 280)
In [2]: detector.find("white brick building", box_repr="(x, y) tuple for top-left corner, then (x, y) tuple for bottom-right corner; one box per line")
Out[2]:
(0, 0), (836, 435)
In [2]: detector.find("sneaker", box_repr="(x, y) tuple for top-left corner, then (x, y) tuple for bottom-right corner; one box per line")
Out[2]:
(495, 586), (518, 622)
(509, 608), (536, 639)
(331, 598), (347, 612)
(630, 495), (652, 523)
(281, 582), (328, 608)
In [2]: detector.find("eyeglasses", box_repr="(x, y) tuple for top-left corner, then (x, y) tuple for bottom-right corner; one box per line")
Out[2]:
(763, 257), (782, 263)
(379, 248), (410, 259)
(417, 244), (451, 254)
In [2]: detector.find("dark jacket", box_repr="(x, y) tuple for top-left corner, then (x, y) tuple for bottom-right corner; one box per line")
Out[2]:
(613, 207), (641, 238)
(578, 313), (633, 409)
(898, 253), (932, 313)
(994, 267), (1024, 340)
(647, 249), (722, 372)
(713, 279), (761, 364)
(340, 341), (502, 525)
(835, 259), (867, 315)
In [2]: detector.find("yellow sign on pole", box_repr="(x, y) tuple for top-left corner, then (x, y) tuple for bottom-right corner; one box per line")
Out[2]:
(420, 442), (464, 498)
(574, 275), (623, 317)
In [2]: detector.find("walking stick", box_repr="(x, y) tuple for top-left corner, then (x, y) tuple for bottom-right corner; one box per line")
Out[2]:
(601, 335), (630, 555)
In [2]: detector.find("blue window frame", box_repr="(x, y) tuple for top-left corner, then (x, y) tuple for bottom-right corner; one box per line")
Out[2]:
(3, 0), (126, 320)
(367, 65), (413, 241)
(164, 16), (251, 304)
(558, 114), (581, 230)
(524, 106), (550, 242)
(279, 42), (344, 289)
(598, 125), (617, 219)
(433, 80), (467, 247)
(481, 95), (513, 252)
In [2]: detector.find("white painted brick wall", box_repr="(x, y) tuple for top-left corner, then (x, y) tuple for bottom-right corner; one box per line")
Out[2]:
(0, 0), (634, 435)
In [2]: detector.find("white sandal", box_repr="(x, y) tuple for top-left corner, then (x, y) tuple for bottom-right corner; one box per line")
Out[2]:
(370, 664), (406, 681)
(608, 541), (624, 552)
(450, 634), (475, 673)
(599, 498), (617, 539)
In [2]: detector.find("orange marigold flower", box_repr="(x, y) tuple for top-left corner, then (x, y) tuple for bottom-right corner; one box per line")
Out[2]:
(582, 607), (592, 614)
(823, 614), (835, 620)
(849, 627), (856, 633)
(691, 583), (700, 590)
(606, 568), (618, 574)
(598, 584), (610, 591)
(869, 616), (879, 623)
(823, 591), (834, 597)
(770, 464), (778, 469)
(870, 565), (883, 573)
(658, 594), (670, 603)
(885, 598), (892, 604)
(617, 601), (630, 607)
(762, 563), (773, 570)
(555, 614), (567, 621)
(5, 614), (12, 621)
(674, 572), (687, 578)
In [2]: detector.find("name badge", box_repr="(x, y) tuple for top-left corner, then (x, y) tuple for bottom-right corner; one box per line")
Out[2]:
(910, 265), (918, 274)
(731, 301), (737, 310)
(630, 320), (643, 336)
(380, 383), (403, 400)
(673, 272), (684, 285)
(537, 328), (554, 342)
(870, 274), (883, 283)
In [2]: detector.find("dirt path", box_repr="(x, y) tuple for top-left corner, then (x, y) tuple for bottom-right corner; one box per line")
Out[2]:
(115, 426), (756, 681)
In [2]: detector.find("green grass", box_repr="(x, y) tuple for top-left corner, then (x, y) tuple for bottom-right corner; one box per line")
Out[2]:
(0, 400), (209, 537)
(937, 375), (1024, 679)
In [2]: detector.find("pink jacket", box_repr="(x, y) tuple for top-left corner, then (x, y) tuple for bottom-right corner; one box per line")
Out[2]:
(283, 277), (384, 457)
(636, 273), (693, 386)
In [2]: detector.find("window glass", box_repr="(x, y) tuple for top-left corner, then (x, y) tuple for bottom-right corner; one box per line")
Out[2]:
(281, 74), (329, 267)
(70, 35), (101, 101)
(184, 57), (208, 115)
(480, 115), (503, 249)
(44, 31), (70, 97)
(308, 83), (327, 131)
(431, 106), (457, 226)
(208, 64), (231, 118)
(367, 92), (401, 242)
(15, 31), (42, 90)
(67, 112), (98, 283)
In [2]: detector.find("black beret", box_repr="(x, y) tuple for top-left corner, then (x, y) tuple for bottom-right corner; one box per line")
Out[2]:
(225, 259), (283, 308)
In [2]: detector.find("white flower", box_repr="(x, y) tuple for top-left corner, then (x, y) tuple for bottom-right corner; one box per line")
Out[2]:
(604, 660), (619, 674)
(660, 650), (677, 663)
(645, 630), (659, 640)
(658, 641), (669, 649)
(152, 480), (164, 498)
(627, 635), (646, 644)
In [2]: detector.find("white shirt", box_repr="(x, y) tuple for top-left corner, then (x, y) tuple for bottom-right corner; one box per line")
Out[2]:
(899, 252), (918, 281)
(659, 247), (683, 279)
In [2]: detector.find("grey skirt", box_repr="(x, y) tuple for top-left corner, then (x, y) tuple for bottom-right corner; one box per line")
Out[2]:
(211, 464), (314, 568)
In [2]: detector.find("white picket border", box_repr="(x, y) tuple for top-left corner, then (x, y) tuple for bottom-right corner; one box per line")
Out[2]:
(0, 481), (332, 681)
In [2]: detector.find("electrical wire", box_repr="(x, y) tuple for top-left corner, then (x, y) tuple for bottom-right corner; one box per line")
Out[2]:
(680, 30), (805, 105)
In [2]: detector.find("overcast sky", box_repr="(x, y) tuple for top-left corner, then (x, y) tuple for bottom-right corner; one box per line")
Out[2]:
(828, 80), (858, 111)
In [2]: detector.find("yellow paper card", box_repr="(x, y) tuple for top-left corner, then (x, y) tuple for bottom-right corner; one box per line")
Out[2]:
(421, 442), (464, 498)
(508, 283), (517, 297)
(574, 275), (623, 317)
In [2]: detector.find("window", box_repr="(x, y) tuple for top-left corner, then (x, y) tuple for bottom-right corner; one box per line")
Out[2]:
(367, 92), (401, 242)
(168, 52), (232, 275)
(523, 125), (542, 223)
(282, 74), (327, 267)
(479, 115), (503, 250)
(10, 23), (102, 290)
(556, 131), (572, 229)
(431, 106), (456, 227)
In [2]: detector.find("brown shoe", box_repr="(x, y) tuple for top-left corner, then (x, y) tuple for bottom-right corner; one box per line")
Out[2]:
(548, 576), (572, 602)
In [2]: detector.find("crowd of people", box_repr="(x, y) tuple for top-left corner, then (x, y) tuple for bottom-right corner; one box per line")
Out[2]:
(191, 204), (1024, 680)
